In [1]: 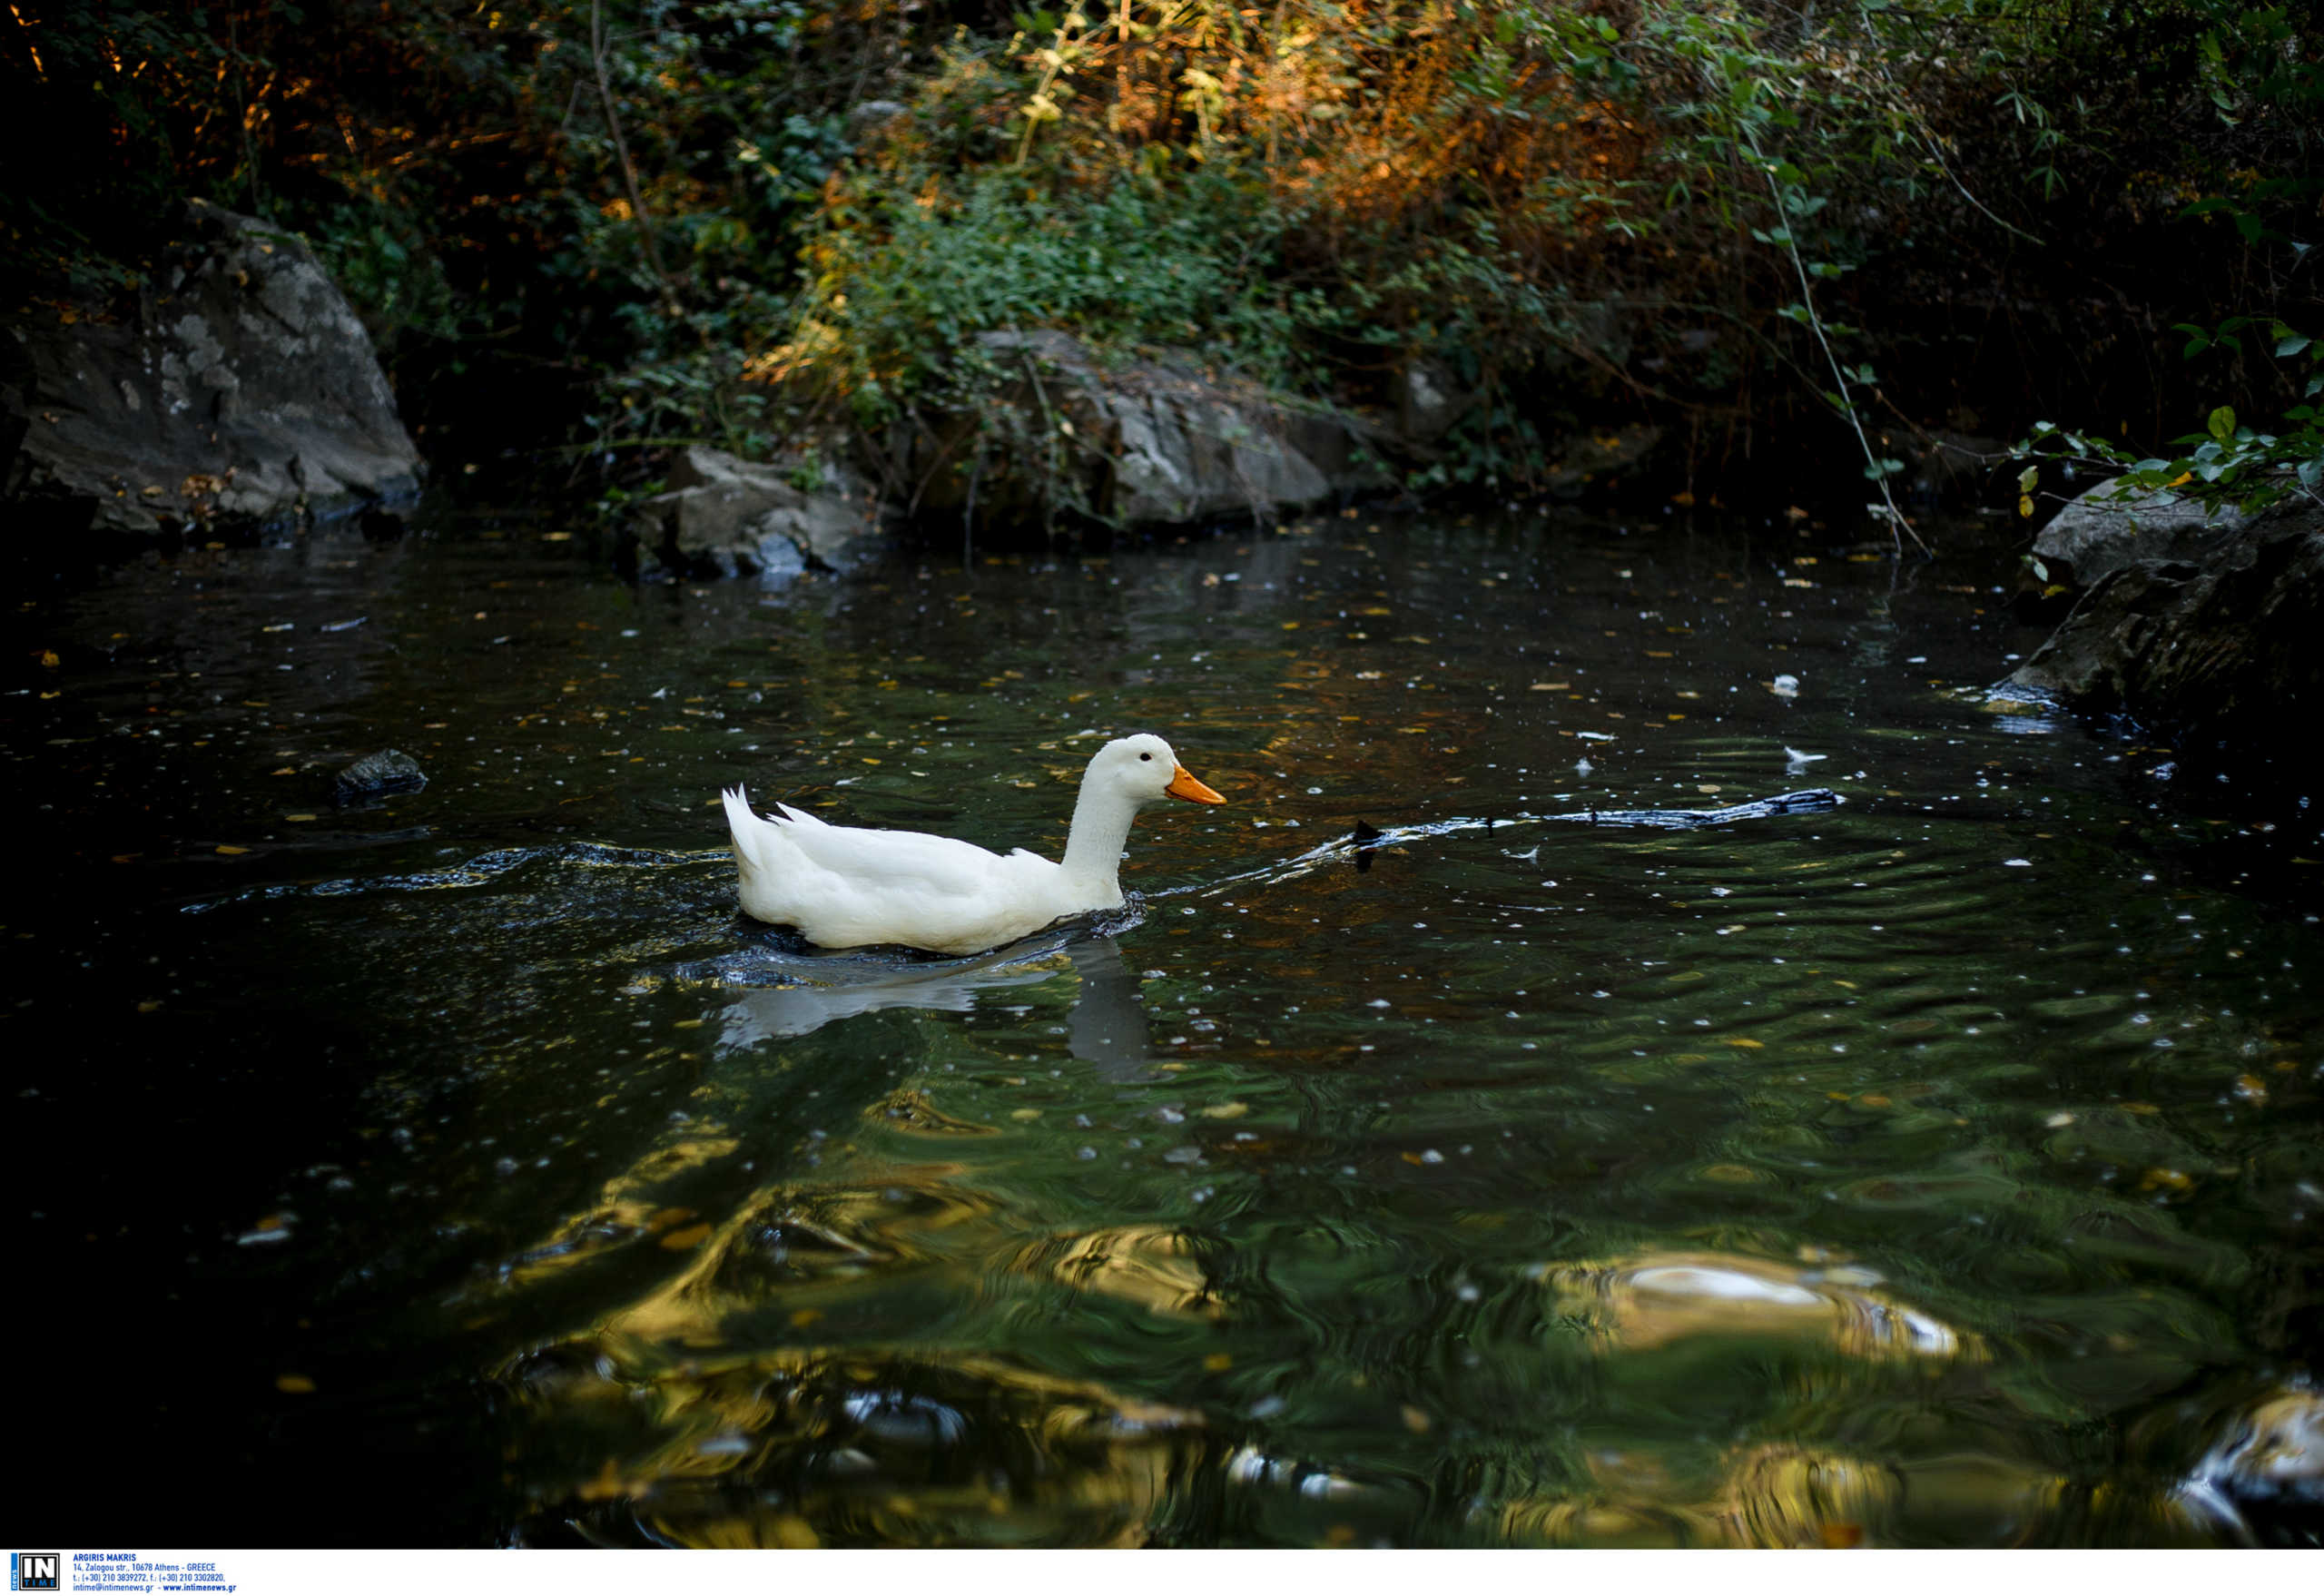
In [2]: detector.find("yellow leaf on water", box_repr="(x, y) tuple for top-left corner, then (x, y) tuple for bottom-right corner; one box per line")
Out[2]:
(1200, 1102), (1248, 1119)
(658, 1223), (713, 1250)
(1204, 1353), (1234, 1372)
(275, 1374), (316, 1394)
(1723, 1038), (1764, 1049)
(216, 844), (249, 855)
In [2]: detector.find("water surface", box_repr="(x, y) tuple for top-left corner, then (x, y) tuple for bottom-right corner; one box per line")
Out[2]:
(8, 501), (2319, 1547)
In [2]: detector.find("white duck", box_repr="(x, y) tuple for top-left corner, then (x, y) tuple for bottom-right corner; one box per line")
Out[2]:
(721, 733), (1226, 954)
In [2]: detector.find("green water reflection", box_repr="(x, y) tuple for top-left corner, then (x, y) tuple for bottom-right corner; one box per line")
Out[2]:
(6, 505), (2319, 1547)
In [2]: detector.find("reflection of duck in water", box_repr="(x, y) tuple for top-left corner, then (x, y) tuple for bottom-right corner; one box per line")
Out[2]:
(722, 734), (1224, 955)
(714, 934), (1158, 1079)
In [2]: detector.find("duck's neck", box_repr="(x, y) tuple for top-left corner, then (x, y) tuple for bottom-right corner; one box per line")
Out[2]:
(1059, 778), (1140, 901)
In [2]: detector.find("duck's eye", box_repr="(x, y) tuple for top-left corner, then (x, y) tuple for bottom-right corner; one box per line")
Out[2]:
(1139, 752), (1152, 761)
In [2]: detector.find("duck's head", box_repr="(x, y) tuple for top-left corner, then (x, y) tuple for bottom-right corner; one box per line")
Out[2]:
(1090, 733), (1226, 807)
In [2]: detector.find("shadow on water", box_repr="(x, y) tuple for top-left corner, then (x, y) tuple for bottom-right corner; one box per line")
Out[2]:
(7, 500), (2321, 1547)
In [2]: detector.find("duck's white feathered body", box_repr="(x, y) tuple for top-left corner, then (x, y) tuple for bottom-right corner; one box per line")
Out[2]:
(723, 733), (1224, 955)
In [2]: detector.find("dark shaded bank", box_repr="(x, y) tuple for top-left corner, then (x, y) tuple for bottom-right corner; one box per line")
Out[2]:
(8, 5), (2318, 532)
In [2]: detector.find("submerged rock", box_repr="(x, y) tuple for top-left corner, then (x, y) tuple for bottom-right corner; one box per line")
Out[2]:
(1538, 1249), (1972, 1362)
(625, 445), (891, 579)
(2177, 1384), (2324, 1545)
(4, 200), (421, 537)
(332, 749), (427, 803)
(2004, 482), (2323, 773)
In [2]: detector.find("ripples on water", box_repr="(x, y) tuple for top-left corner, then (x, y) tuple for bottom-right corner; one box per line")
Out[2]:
(5, 505), (2319, 1547)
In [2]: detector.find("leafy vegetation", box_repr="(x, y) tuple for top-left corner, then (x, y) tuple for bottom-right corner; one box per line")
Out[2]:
(5, 2), (2316, 526)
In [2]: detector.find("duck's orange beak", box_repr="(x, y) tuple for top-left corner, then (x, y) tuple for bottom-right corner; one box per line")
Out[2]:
(1166, 764), (1226, 804)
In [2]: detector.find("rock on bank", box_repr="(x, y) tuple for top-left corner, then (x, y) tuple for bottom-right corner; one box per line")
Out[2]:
(2004, 478), (2322, 777)
(4, 201), (420, 537)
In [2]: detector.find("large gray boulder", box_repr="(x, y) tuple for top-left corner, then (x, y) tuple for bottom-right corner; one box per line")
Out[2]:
(2005, 485), (2322, 767)
(626, 445), (891, 579)
(2031, 476), (2254, 587)
(3, 200), (420, 535)
(904, 330), (1388, 529)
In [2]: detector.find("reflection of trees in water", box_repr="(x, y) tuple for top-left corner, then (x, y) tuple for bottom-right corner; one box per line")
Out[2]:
(488, 925), (2316, 1549)
(495, 927), (1254, 1546)
(508, 1341), (1206, 1548)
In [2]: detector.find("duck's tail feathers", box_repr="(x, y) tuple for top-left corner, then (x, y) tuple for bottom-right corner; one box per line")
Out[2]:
(722, 785), (771, 872)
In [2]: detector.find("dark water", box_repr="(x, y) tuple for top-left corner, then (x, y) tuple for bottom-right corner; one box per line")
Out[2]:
(8, 500), (2320, 1548)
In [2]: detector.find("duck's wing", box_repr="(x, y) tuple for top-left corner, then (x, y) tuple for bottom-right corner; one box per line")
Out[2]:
(765, 803), (1030, 897)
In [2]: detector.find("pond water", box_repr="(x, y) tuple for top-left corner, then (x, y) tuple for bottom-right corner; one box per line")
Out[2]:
(9, 498), (2320, 1548)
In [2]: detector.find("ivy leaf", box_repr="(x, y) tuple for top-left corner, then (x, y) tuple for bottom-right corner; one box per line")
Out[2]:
(2207, 406), (2236, 441)
(2275, 333), (2313, 359)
